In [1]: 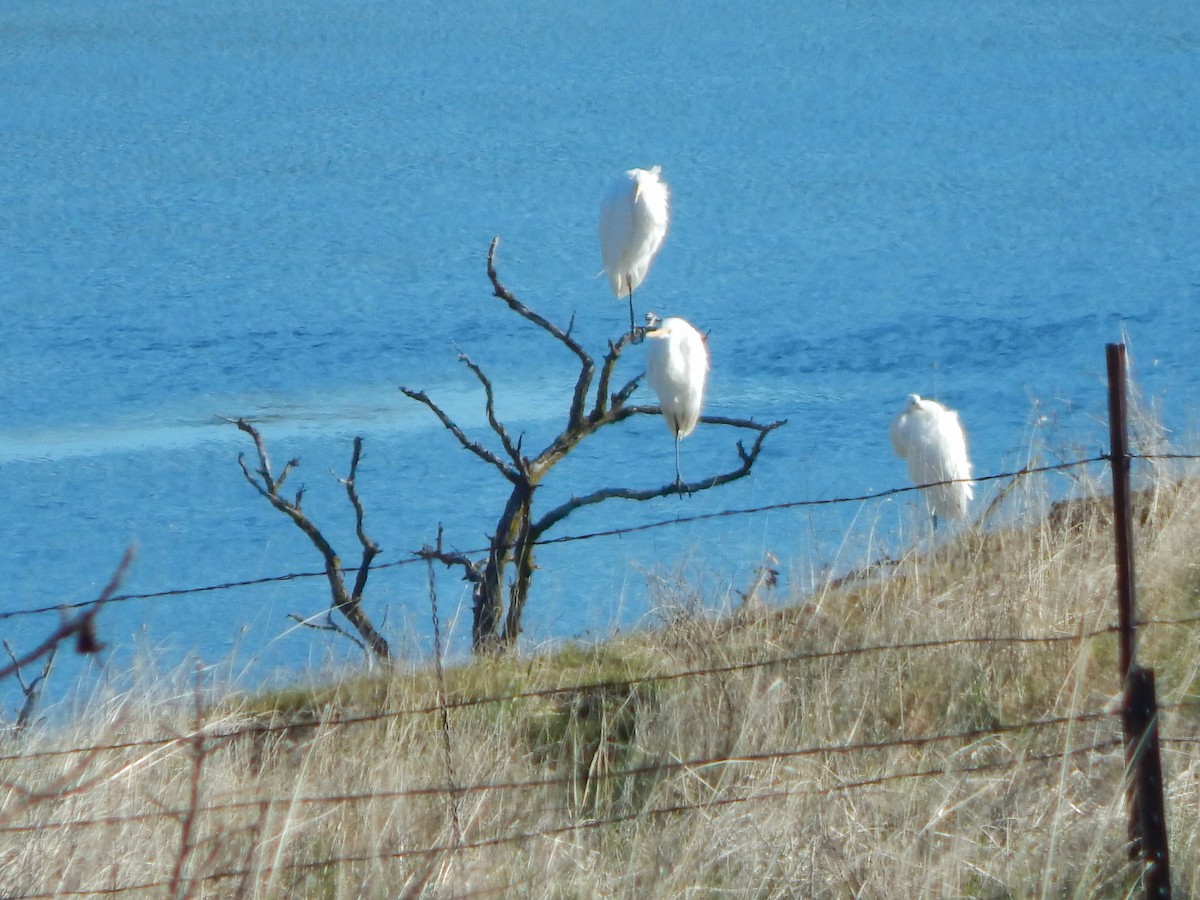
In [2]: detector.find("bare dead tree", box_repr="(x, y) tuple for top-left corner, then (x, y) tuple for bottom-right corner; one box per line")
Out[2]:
(234, 421), (390, 662)
(407, 237), (786, 653)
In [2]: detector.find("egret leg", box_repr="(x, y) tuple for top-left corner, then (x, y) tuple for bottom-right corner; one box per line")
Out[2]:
(674, 435), (685, 496)
(626, 288), (639, 342)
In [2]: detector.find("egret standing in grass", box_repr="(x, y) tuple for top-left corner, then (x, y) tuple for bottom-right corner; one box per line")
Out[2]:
(645, 315), (708, 492)
(599, 166), (670, 335)
(890, 393), (974, 527)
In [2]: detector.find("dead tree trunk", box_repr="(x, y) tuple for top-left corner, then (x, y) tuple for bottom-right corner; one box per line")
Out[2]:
(407, 237), (785, 653)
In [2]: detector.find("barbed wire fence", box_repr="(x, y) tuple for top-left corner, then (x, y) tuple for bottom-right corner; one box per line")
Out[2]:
(0, 453), (1128, 625)
(0, 343), (1193, 896)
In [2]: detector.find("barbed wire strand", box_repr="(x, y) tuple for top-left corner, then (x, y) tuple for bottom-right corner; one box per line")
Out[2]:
(19, 611), (1200, 767)
(0, 445), (1192, 895)
(8, 737), (1123, 900)
(0, 707), (1119, 836)
(0, 454), (1117, 622)
(0, 620), (1124, 764)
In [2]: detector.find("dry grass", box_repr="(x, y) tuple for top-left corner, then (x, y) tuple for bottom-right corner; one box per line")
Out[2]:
(3, 472), (1200, 898)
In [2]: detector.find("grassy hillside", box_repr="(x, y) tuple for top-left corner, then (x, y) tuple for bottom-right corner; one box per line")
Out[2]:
(2, 470), (1199, 898)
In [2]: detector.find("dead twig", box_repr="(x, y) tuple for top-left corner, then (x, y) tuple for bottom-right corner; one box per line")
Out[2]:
(458, 350), (526, 472)
(532, 413), (786, 536)
(286, 612), (367, 653)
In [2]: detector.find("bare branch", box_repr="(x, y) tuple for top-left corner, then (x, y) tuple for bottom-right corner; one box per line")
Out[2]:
(399, 387), (520, 484)
(487, 236), (589, 364)
(233, 421), (390, 661)
(339, 436), (380, 604)
(3, 640), (56, 731)
(236, 452), (270, 500)
(235, 418), (277, 492)
(458, 350), (525, 472)
(0, 548), (132, 683)
(286, 612), (367, 653)
(593, 329), (642, 419)
(532, 417), (787, 537)
(487, 236), (595, 429)
(418, 526), (485, 587)
(611, 373), (643, 410)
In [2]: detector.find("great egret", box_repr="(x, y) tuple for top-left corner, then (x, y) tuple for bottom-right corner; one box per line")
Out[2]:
(645, 315), (708, 491)
(889, 393), (974, 526)
(599, 166), (670, 334)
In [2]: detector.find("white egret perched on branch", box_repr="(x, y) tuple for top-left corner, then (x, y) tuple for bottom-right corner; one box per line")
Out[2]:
(890, 393), (974, 526)
(645, 315), (708, 491)
(599, 166), (670, 335)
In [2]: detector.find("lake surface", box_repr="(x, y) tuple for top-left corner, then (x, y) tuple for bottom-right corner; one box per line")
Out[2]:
(2, 0), (1198, 715)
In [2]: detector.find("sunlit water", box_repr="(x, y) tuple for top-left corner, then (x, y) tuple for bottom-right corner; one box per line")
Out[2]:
(2, 0), (1198, 716)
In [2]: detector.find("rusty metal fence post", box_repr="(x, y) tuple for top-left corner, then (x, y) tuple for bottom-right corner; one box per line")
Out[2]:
(1106, 342), (1137, 684)
(1123, 667), (1171, 897)
(1106, 342), (1171, 898)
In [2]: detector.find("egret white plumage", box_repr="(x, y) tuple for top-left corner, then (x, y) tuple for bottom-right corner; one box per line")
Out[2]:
(889, 393), (974, 526)
(599, 166), (670, 334)
(644, 315), (708, 491)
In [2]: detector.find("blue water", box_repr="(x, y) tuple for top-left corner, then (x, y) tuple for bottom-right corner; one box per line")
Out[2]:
(2, 1), (1198, 714)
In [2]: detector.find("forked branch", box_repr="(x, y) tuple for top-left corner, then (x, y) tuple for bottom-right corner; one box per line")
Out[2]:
(487, 236), (595, 428)
(458, 351), (525, 472)
(339, 436), (379, 604)
(593, 330), (644, 419)
(234, 419), (390, 662)
(532, 413), (787, 537)
(399, 387), (521, 484)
